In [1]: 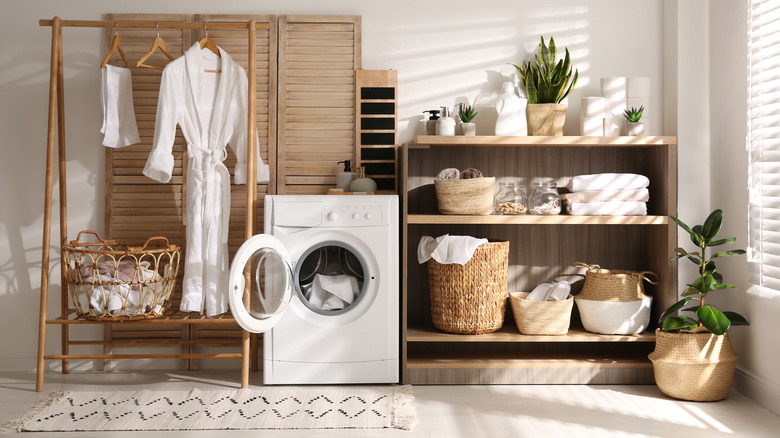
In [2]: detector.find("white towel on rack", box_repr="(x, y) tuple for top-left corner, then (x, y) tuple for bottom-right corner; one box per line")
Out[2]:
(417, 234), (489, 265)
(566, 201), (647, 216)
(566, 173), (650, 192)
(100, 65), (140, 148)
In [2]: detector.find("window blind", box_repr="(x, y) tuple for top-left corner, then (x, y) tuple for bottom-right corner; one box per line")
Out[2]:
(748, 0), (780, 300)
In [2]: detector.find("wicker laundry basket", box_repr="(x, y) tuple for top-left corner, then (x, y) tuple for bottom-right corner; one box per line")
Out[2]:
(434, 177), (495, 215)
(428, 240), (509, 334)
(509, 291), (574, 335)
(64, 230), (181, 321)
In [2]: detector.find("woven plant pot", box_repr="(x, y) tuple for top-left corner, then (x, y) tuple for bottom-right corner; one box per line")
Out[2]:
(575, 297), (652, 335)
(574, 263), (658, 302)
(649, 329), (739, 401)
(434, 177), (495, 215)
(509, 292), (573, 335)
(526, 103), (567, 136)
(428, 240), (509, 334)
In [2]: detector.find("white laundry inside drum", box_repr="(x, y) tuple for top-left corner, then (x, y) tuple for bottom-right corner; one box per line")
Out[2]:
(297, 245), (365, 312)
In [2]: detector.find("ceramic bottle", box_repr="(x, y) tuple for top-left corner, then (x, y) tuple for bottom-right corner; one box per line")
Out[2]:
(436, 106), (456, 136)
(350, 167), (377, 193)
(336, 160), (358, 191)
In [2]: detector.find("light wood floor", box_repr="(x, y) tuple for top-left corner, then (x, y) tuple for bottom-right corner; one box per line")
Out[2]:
(2, 370), (779, 437)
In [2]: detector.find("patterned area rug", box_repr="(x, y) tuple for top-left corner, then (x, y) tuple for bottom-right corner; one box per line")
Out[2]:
(9, 386), (414, 432)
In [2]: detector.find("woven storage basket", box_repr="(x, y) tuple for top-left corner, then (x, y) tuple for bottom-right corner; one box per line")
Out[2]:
(64, 230), (181, 321)
(428, 240), (509, 334)
(434, 177), (495, 215)
(509, 292), (573, 335)
(575, 297), (653, 334)
(573, 262), (658, 302)
(649, 329), (739, 401)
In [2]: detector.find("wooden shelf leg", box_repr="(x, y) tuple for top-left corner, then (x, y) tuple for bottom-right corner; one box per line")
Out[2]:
(36, 16), (62, 392)
(56, 15), (69, 375)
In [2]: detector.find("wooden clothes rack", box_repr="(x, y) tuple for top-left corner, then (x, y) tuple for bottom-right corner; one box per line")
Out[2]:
(36, 17), (265, 392)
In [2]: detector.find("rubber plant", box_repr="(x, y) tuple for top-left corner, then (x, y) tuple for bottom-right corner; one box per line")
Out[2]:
(660, 209), (750, 335)
(512, 36), (578, 104)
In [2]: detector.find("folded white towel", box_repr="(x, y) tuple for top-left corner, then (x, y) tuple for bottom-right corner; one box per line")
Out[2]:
(560, 188), (649, 205)
(567, 201), (647, 216)
(306, 274), (360, 310)
(417, 234), (489, 265)
(435, 168), (460, 182)
(566, 173), (649, 192)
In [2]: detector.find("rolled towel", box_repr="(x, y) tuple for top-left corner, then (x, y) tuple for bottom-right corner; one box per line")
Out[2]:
(566, 201), (647, 216)
(566, 173), (649, 192)
(435, 167), (460, 182)
(560, 188), (649, 205)
(460, 168), (483, 179)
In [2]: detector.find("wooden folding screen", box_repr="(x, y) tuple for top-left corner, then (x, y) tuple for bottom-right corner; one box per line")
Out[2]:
(277, 16), (362, 194)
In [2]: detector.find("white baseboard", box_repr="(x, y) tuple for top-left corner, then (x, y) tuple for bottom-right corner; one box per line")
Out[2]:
(735, 365), (780, 416)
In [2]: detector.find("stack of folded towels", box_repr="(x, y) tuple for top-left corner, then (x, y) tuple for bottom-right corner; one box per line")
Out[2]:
(562, 173), (649, 216)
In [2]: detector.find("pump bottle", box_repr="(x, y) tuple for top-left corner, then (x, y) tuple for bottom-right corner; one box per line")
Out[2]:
(336, 160), (358, 191)
(436, 106), (456, 136)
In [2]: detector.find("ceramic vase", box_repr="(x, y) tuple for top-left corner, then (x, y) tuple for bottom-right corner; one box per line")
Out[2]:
(623, 120), (645, 136)
(460, 122), (476, 136)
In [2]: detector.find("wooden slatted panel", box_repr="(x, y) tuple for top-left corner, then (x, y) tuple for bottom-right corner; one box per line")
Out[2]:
(104, 13), (191, 369)
(278, 16), (361, 194)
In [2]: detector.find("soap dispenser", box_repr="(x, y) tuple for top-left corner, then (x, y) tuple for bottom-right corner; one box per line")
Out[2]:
(423, 109), (440, 135)
(336, 160), (358, 191)
(436, 106), (456, 136)
(349, 167), (377, 193)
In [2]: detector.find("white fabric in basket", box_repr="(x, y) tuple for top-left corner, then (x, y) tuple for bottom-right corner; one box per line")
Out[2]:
(417, 234), (488, 265)
(576, 297), (652, 334)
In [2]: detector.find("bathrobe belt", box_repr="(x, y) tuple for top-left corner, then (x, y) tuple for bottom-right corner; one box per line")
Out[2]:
(190, 147), (230, 244)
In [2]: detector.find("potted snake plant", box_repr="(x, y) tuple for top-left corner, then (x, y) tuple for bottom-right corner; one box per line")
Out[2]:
(648, 209), (749, 401)
(513, 36), (578, 136)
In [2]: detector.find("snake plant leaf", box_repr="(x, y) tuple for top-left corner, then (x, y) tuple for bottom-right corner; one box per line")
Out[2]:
(698, 305), (731, 335)
(662, 315), (699, 332)
(681, 286), (702, 297)
(702, 209), (723, 241)
(711, 249), (747, 259)
(723, 311), (750, 326)
(693, 274), (715, 294)
(670, 215), (695, 235)
(658, 297), (693, 323)
(707, 237), (736, 246)
(561, 69), (578, 103)
(525, 76), (539, 104)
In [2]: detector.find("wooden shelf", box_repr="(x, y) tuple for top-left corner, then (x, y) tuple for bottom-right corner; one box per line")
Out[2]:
(406, 353), (652, 369)
(407, 214), (668, 225)
(407, 325), (656, 343)
(411, 135), (677, 148)
(47, 309), (240, 325)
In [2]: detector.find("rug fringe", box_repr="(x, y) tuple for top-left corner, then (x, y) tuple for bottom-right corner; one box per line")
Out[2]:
(0, 391), (69, 435)
(391, 385), (416, 431)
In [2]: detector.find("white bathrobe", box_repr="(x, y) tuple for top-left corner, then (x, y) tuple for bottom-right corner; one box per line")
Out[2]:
(143, 43), (270, 316)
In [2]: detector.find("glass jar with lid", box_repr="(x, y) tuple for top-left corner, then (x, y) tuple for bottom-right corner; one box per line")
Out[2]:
(529, 181), (561, 215)
(494, 181), (527, 215)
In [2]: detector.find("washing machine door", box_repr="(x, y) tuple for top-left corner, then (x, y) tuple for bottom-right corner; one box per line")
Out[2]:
(228, 234), (294, 333)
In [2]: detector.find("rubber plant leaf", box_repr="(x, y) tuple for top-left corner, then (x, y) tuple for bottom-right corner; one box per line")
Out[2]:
(723, 311), (750, 326)
(701, 209), (723, 241)
(708, 237), (737, 246)
(698, 305), (731, 335)
(693, 274), (715, 294)
(681, 287), (701, 297)
(711, 249), (747, 259)
(658, 297), (693, 323)
(670, 215), (696, 236)
(662, 315), (699, 332)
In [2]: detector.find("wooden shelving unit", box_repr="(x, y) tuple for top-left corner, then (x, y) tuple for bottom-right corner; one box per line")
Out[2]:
(400, 135), (677, 385)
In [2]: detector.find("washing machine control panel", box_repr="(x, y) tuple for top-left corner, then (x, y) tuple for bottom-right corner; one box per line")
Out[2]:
(324, 202), (385, 226)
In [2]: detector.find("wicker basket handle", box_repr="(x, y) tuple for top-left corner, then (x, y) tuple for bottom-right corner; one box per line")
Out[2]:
(70, 230), (115, 246)
(637, 271), (660, 285)
(571, 262), (600, 270)
(129, 236), (171, 253)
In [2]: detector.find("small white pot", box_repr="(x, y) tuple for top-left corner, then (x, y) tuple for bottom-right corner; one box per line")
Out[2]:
(460, 122), (476, 136)
(575, 297), (652, 334)
(623, 120), (645, 136)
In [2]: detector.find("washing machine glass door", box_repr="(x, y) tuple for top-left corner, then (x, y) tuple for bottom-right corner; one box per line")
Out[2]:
(228, 234), (294, 333)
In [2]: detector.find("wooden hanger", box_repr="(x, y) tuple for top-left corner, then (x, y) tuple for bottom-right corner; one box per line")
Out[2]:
(136, 22), (175, 71)
(200, 22), (221, 73)
(100, 24), (131, 69)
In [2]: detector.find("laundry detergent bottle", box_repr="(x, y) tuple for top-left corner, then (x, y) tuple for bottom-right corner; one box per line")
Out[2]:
(336, 160), (358, 191)
(350, 167), (377, 193)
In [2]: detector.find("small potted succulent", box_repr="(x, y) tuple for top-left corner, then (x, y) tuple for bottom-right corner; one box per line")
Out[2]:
(623, 106), (645, 136)
(458, 104), (478, 136)
(648, 209), (749, 401)
(513, 36), (578, 136)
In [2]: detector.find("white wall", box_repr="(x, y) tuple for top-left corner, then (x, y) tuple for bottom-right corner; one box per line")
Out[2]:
(710, 0), (780, 415)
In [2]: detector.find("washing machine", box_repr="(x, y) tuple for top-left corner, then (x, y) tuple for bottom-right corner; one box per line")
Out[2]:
(228, 195), (399, 385)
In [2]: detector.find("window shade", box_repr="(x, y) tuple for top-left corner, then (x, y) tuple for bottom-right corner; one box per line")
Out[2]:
(748, 0), (780, 300)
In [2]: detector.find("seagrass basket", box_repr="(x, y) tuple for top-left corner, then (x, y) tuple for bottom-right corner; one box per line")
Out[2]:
(573, 262), (658, 302)
(434, 177), (495, 215)
(428, 240), (509, 334)
(63, 230), (181, 321)
(509, 292), (574, 335)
